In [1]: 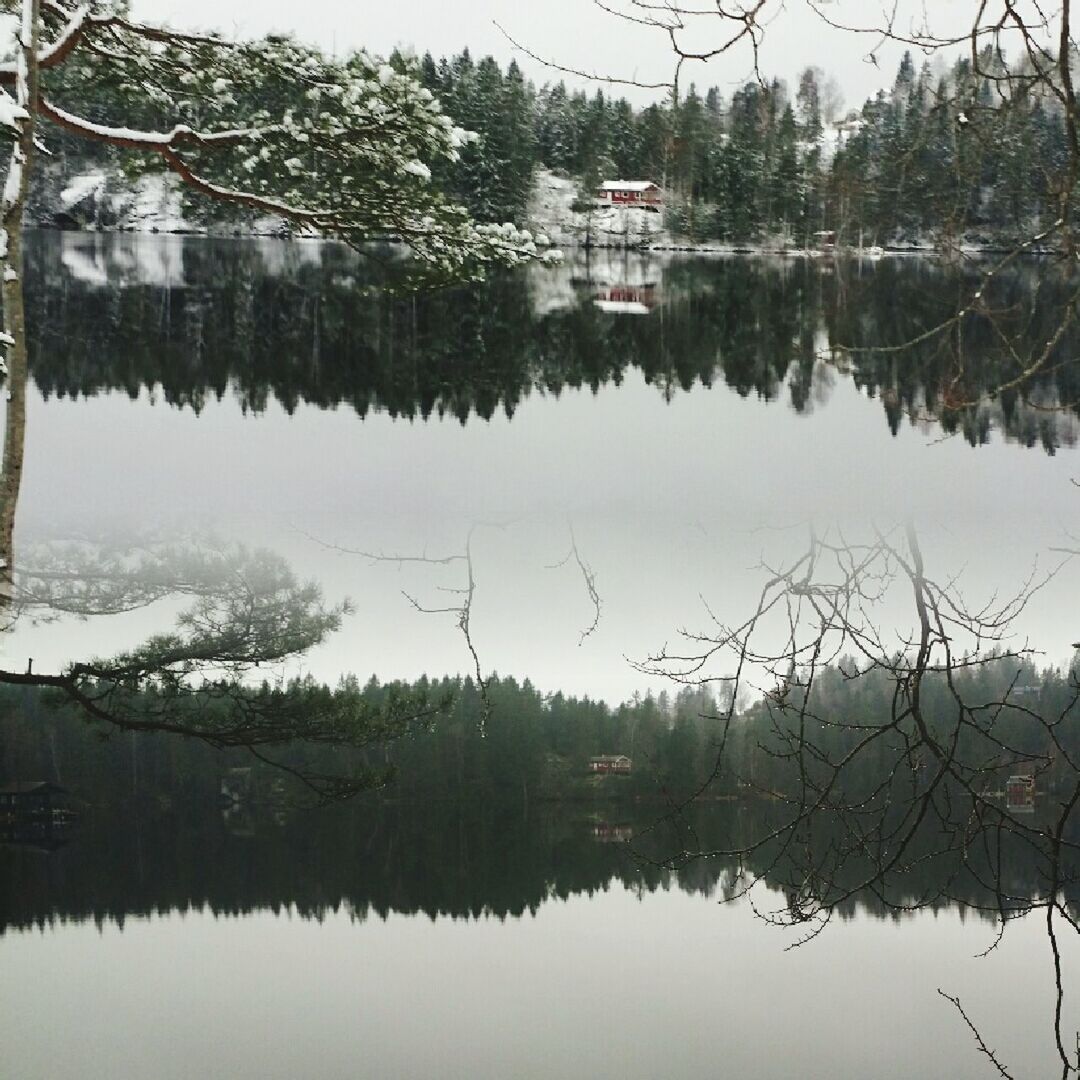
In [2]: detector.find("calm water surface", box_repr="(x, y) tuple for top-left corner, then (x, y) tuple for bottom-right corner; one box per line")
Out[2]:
(3, 234), (1080, 1078)
(2, 800), (1078, 1079)
(7, 233), (1080, 697)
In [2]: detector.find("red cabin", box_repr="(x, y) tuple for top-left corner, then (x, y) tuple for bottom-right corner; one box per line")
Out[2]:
(1006, 774), (1035, 812)
(596, 181), (663, 212)
(588, 755), (633, 775)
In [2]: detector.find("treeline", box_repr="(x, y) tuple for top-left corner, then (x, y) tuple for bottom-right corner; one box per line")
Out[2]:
(376, 656), (1080, 804)
(31, 36), (1075, 247)
(420, 46), (1071, 245)
(421, 46), (1070, 246)
(0, 675), (726, 805)
(4, 653), (1079, 809)
(4, 654), (1080, 933)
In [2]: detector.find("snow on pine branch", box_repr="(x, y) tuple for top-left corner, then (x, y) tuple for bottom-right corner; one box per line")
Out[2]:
(0, 1), (550, 277)
(0, 86), (25, 129)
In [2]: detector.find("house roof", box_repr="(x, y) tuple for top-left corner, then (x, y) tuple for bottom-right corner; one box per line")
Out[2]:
(599, 181), (660, 192)
(590, 755), (631, 763)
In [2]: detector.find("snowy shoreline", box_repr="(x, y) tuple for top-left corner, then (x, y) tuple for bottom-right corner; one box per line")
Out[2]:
(39, 166), (1050, 262)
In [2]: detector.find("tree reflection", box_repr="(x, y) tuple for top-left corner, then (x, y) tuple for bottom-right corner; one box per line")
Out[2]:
(19, 235), (1080, 452)
(638, 523), (1080, 1075)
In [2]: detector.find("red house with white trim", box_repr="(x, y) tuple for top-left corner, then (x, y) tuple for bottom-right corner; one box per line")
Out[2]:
(596, 180), (663, 212)
(588, 755), (633, 775)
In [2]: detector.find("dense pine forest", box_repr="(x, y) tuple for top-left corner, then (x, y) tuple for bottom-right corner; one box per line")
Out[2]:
(4, 652), (1077, 808)
(422, 45), (1071, 246)
(32, 40), (1074, 247)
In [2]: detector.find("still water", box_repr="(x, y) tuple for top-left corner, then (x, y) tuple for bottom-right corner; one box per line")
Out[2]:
(3, 233), (1080, 1078)
(2, 799), (1078, 1080)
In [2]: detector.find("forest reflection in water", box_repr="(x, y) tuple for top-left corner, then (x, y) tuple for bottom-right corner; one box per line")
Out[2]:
(3, 775), (1080, 1080)
(25, 231), (1080, 453)
(4, 234), (1080, 1078)
(3, 781), (1079, 935)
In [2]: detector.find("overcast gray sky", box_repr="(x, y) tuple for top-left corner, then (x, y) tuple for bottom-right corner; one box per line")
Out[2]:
(12, 241), (1080, 705)
(129, 1), (990, 110)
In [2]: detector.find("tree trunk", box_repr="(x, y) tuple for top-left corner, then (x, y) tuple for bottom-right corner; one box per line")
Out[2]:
(0, 0), (38, 616)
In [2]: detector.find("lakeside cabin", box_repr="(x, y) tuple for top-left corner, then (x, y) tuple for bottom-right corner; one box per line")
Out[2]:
(592, 822), (634, 843)
(0, 781), (68, 820)
(588, 754), (633, 775)
(1006, 774), (1036, 813)
(596, 180), (663, 212)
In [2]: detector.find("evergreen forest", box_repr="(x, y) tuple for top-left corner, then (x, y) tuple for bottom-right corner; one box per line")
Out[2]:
(4, 652), (1077, 809)
(32, 42), (1076, 248)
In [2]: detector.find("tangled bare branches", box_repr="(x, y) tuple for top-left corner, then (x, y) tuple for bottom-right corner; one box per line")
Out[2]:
(546, 525), (602, 646)
(635, 521), (1080, 1072)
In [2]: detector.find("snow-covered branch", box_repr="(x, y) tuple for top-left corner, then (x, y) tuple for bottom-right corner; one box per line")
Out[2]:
(0, 0), (233, 85)
(0, 2), (547, 277)
(39, 98), (274, 150)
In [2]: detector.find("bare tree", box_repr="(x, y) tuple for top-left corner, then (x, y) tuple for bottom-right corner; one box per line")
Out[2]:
(634, 522), (1080, 1075)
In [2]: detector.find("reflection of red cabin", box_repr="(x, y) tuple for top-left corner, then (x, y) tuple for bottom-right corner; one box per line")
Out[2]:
(588, 755), (632, 775)
(596, 181), (663, 211)
(1006, 774), (1035, 812)
(593, 283), (659, 315)
(606, 285), (657, 305)
(592, 823), (634, 842)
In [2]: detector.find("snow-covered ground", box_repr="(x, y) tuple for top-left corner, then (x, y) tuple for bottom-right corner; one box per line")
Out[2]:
(59, 171), (107, 211)
(40, 167), (287, 236)
(120, 175), (189, 233)
(38, 163), (1022, 258)
(527, 169), (670, 249)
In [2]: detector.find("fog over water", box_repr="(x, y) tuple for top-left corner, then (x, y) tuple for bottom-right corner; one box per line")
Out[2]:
(7, 235), (1079, 702)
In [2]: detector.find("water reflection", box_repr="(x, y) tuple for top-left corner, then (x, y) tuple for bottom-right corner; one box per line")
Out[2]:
(23, 233), (1080, 451)
(3, 756), (1077, 935)
(4, 234), (1080, 1078)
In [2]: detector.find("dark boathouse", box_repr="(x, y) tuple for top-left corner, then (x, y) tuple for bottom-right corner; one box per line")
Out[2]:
(0, 781), (68, 820)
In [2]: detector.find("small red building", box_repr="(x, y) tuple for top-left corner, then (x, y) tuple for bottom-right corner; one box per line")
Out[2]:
(592, 822), (634, 842)
(1006, 774), (1035, 812)
(596, 181), (663, 211)
(588, 755), (632, 775)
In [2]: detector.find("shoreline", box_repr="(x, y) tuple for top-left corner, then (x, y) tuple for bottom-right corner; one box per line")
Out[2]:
(39, 224), (1051, 261)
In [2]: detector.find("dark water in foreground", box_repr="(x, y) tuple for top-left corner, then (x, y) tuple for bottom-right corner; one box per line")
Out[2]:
(2, 797), (1077, 1080)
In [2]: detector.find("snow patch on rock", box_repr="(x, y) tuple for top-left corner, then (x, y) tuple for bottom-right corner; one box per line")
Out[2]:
(117, 174), (191, 233)
(60, 171), (107, 209)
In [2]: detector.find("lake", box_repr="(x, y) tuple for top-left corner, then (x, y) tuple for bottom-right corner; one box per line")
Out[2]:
(2, 232), (1080, 1078)
(3, 795), (1079, 1080)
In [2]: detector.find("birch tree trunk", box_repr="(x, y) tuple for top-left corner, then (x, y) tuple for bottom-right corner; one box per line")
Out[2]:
(0, 0), (38, 615)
